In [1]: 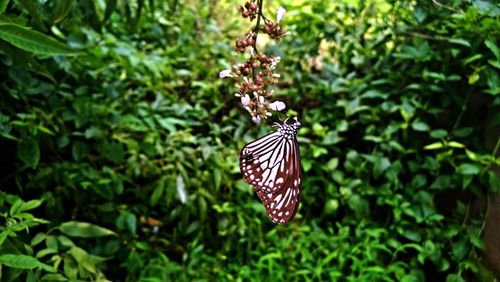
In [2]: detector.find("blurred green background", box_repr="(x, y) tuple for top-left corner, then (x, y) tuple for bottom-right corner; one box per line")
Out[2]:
(0, 0), (499, 281)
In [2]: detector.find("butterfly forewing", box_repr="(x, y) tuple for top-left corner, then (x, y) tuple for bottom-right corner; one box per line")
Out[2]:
(240, 132), (292, 193)
(240, 118), (302, 224)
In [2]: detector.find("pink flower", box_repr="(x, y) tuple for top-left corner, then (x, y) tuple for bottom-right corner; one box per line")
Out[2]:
(219, 69), (232, 78)
(277, 7), (286, 23)
(241, 94), (250, 106)
(252, 115), (261, 124)
(269, 101), (286, 111)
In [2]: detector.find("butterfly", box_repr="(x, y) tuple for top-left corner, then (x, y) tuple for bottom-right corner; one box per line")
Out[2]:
(240, 117), (302, 224)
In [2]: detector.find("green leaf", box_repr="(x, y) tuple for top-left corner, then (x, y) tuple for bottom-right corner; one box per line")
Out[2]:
(0, 41), (56, 81)
(485, 39), (500, 59)
(468, 72), (479, 85)
(0, 230), (11, 245)
(68, 247), (99, 274)
(373, 157), (391, 178)
(447, 141), (465, 148)
(59, 221), (117, 238)
(17, 138), (40, 168)
(448, 38), (470, 47)
(50, 0), (73, 24)
(0, 23), (78, 55)
(18, 199), (43, 212)
(41, 273), (68, 281)
(0, 254), (54, 272)
(431, 175), (451, 190)
(489, 171), (500, 193)
(424, 142), (444, 150)
(31, 233), (46, 247)
(0, 0), (9, 14)
(446, 274), (465, 282)
(125, 213), (137, 235)
(457, 163), (480, 175)
(412, 121), (430, 132)
(430, 129), (447, 139)
(150, 181), (164, 206)
(17, 0), (46, 31)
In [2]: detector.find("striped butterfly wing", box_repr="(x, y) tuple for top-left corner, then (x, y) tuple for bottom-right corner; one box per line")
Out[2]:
(240, 132), (293, 193)
(240, 117), (302, 224)
(257, 137), (302, 223)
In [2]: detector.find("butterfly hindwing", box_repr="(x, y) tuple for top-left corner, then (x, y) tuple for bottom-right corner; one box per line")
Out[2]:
(258, 137), (301, 223)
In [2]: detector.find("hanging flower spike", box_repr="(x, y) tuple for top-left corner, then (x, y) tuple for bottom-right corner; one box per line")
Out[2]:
(269, 101), (286, 111)
(276, 6), (286, 23)
(221, 1), (291, 123)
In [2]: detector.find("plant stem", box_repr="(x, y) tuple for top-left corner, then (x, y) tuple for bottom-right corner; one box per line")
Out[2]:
(447, 90), (472, 141)
(252, 0), (264, 55)
(482, 134), (500, 174)
(251, 0), (264, 81)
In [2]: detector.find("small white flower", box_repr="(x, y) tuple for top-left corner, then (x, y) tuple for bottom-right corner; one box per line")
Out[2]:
(277, 7), (286, 23)
(269, 56), (281, 70)
(252, 115), (261, 124)
(219, 69), (232, 78)
(258, 95), (265, 103)
(269, 101), (286, 111)
(241, 94), (251, 106)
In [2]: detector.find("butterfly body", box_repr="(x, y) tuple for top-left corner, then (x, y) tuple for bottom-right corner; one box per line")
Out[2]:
(240, 117), (302, 224)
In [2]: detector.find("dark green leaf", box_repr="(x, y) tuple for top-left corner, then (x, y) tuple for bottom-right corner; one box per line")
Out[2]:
(17, 138), (40, 168)
(457, 163), (480, 175)
(0, 23), (78, 55)
(59, 221), (117, 238)
(0, 254), (54, 272)
(0, 0), (9, 14)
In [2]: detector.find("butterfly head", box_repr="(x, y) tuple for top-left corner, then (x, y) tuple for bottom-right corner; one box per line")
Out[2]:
(279, 117), (301, 139)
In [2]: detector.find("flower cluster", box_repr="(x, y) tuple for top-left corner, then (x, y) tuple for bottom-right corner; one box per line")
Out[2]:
(263, 7), (288, 39)
(238, 2), (258, 20)
(220, 2), (289, 124)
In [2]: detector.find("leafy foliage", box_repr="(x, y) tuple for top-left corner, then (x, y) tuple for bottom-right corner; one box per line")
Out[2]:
(0, 0), (499, 281)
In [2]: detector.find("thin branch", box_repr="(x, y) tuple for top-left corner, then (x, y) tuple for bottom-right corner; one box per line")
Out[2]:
(251, 0), (264, 81)
(447, 90), (472, 141)
(431, 0), (461, 13)
(404, 31), (450, 42)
